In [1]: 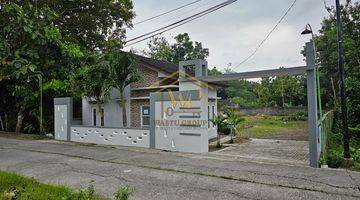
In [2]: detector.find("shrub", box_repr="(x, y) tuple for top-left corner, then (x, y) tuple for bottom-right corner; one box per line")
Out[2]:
(350, 147), (360, 163)
(349, 127), (360, 139)
(281, 112), (307, 121)
(114, 185), (134, 200)
(326, 149), (343, 168)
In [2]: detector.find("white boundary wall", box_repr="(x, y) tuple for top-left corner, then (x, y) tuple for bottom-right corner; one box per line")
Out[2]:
(70, 126), (150, 148)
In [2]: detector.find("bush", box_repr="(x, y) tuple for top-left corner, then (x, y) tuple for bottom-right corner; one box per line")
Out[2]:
(326, 149), (344, 168)
(281, 112), (307, 121)
(349, 127), (360, 139)
(350, 147), (360, 163)
(114, 186), (134, 200)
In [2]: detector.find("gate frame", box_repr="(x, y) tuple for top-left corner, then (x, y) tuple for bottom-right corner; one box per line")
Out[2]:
(196, 41), (320, 167)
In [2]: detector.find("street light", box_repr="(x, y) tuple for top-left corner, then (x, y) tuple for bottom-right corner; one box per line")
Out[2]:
(301, 24), (313, 35)
(334, 0), (350, 160)
(301, 24), (323, 118)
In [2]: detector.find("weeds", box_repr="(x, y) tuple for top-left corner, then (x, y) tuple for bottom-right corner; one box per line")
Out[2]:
(114, 186), (134, 200)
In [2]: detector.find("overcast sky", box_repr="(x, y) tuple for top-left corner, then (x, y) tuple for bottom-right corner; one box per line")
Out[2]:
(124, 0), (340, 72)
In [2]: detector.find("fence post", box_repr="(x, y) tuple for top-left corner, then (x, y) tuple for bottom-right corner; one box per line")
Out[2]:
(54, 97), (73, 141)
(305, 41), (320, 167)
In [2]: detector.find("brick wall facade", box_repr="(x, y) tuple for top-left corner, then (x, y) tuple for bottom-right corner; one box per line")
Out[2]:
(130, 99), (149, 128)
(130, 65), (158, 127)
(131, 65), (159, 88)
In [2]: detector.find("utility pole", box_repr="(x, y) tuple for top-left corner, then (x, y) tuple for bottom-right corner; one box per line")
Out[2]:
(335, 0), (350, 159)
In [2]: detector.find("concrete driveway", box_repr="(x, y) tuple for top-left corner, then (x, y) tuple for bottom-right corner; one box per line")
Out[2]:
(212, 138), (309, 166)
(0, 137), (359, 200)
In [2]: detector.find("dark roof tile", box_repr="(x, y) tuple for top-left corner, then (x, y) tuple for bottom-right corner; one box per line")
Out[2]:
(134, 54), (178, 74)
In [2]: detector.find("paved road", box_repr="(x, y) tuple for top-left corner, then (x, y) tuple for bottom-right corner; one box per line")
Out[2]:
(0, 138), (359, 200)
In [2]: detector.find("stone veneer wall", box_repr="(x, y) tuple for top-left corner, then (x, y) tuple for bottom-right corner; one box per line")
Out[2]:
(131, 65), (159, 88)
(131, 99), (149, 128)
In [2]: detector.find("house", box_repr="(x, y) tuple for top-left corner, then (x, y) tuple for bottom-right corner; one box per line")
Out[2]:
(80, 54), (220, 139)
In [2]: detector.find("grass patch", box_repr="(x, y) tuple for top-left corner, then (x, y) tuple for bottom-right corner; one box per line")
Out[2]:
(0, 171), (134, 200)
(0, 131), (50, 140)
(0, 171), (102, 200)
(237, 115), (308, 140)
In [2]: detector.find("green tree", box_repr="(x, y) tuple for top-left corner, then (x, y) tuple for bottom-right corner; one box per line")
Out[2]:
(0, 0), (135, 133)
(271, 75), (306, 107)
(71, 61), (111, 122)
(0, 0), (135, 51)
(315, 1), (360, 126)
(145, 36), (173, 62)
(253, 78), (272, 107)
(145, 33), (209, 64)
(0, 2), (83, 133)
(106, 50), (141, 127)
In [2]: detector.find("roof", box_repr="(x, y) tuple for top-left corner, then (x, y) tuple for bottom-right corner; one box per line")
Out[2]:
(134, 54), (178, 74)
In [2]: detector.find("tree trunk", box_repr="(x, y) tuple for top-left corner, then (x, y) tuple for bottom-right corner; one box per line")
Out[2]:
(119, 92), (127, 127)
(96, 97), (104, 126)
(0, 114), (4, 131)
(4, 113), (8, 131)
(122, 106), (127, 127)
(15, 107), (25, 133)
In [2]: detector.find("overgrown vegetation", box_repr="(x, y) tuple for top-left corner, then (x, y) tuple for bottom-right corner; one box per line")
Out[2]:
(0, 0), (135, 134)
(315, 1), (360, 168)
(0, 171), (134, 200)
(211, 109), (245, 147)
(114, 186), (134, 200)
(324, 111), (360, 170)
(238, 114), (308, 140)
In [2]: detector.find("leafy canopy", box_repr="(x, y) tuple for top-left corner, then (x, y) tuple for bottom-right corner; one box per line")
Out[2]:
(144, 33), (209, 64)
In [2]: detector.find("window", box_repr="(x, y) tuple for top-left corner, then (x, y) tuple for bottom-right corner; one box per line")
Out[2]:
(212, 105), (215, 127)
(184, 65), (196, 78)
(100, 108), (104, 126)
(208, 106), (210, 128)
(141, 106), (150, 127)
(93, 108), (97, 126)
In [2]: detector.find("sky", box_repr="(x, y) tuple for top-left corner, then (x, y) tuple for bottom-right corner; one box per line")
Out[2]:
(124, 0), (340, 73)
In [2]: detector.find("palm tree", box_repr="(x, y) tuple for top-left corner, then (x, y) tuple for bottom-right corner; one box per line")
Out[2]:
(71, 63), (111, 123)
(106, 50), (141, 127)
(225, 109), (244, 143)
(211, 114), (227, 148)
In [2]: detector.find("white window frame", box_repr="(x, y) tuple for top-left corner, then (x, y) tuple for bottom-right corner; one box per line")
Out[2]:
(140, 106), (150, 127)
(92, 108), (97, 126)
(100, 107), (105, 127)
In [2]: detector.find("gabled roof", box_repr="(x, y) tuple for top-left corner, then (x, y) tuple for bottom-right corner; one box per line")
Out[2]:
(134, 54), (178, 74)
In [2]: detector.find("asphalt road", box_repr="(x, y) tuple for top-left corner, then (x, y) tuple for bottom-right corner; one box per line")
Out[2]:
(0, 137), (359, 200)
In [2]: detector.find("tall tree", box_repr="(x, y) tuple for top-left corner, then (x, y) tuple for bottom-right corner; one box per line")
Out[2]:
(0, 0), (135, 133)
(144, 33), (209, 64)
(0, 2), (83, 132)
(0, 0), (135, 51)
(315, 0), (360, 126)
(70, 61), (111, 122)
(106, 50), (141, 127)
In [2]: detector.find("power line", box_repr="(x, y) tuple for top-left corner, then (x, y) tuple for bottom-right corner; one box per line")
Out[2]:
(133, 0), (203, 26)
(125, 0), (237, 47)
(152, 0), (217, 28)
(231, 0), (298, 70)
(127, 0), (236, 43)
